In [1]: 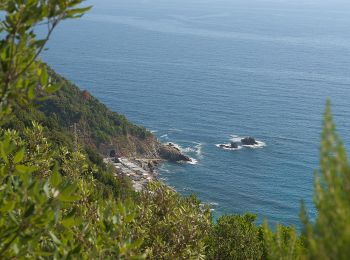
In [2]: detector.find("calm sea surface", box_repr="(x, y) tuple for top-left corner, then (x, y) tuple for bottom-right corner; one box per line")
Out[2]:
(43, 0), (350, 227)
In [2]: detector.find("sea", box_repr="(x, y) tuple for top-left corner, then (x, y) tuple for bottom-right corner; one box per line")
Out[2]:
(43, 0), (350, 228)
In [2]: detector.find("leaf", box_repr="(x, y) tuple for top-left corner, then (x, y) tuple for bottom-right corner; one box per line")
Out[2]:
(44, 83), (61, 94)
(13, 147), (25, 164)
(65, 6), (92, 18)
(0, 200), (15, 212)
(23, 204), (35, 218)
(62, 216), (82, 228)
(27, 86), (36, 100)
(125, 214), (135, 223)
(40, 67), (48, 85)
(49, 231), (62, 245)
(58, 184), (80, 202)
(50, 170), (62, 188)
(35, 39), (47, 48)
(15, 165), (37, 174)
(19, 172), (30, 186)
(0, 143), (9, 163)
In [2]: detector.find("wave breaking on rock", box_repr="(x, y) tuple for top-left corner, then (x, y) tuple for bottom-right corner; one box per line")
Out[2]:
(217, 135), (266, 151)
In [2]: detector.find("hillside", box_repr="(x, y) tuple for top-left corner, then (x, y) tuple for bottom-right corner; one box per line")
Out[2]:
(4, 67), (161, 159)
(2, 2), (350, 257)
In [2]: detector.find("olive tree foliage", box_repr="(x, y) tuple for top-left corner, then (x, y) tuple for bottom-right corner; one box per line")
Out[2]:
(0, 125), (80, 257)
(301, 101), (350, 259)
(135, 182), (212, 260)
(0, 0), (90, 116)
(261, 222), (303, 260)
(205, 214), (263, 260)
(0, 125), (145, 258)
(0, 1), (145, 258)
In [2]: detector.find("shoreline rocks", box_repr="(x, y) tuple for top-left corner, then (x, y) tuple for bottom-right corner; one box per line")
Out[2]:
(158, 143), (191, 162)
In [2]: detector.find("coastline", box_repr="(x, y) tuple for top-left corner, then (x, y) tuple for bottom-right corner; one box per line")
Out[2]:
(104, 141), (195, 191)
(104, 157), (162, 191)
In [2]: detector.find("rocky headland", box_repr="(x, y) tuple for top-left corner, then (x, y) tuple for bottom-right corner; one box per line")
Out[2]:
(158, 142), (192, 162)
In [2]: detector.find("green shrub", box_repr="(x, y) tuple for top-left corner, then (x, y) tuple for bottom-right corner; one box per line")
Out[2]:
(206, 214), (263, 260)
(135, 182), (211, 259)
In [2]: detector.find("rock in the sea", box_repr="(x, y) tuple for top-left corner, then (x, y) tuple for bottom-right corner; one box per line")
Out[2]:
(230, 142), (238, 148)
(159, 144), (191, 162)
(241, 137), (258, 145)
(168, 142), (181, 152)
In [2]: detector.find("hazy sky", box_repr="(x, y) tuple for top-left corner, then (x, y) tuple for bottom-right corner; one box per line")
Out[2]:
(88, 0), (350, 10)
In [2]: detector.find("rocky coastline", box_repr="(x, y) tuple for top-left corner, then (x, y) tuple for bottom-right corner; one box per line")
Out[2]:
(158, 142), (192, 162)
(105, 141), (192, 191)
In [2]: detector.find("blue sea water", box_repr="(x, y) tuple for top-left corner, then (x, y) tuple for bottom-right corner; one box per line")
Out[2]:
(43, 0), (350, 227)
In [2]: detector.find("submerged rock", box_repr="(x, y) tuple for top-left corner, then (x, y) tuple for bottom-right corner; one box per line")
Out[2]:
(241, 137), (258, 145)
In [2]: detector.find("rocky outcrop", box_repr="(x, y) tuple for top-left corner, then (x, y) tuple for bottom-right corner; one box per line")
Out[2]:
(230, 142), (238, 148)
(219, 142), (238, 149)
(219, 142), (239, 149)
(241, 137), (258, 145)
(158, 143), (191, 162)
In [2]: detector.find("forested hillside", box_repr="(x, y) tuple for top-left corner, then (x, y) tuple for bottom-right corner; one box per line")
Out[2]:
(4, 66), (159, 159)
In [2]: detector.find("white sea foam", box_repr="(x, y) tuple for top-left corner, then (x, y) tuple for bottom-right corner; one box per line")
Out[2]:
(242, 140), (266, 149)
(182, 147), (195, 153)
(194, 142), (203, 158)
(217, 134), (268, 150)
(187, 158), (198, 165)
(166, 142), (200, 165)
(168, 128), (182, 132)
(201, 201), (218, 212)
(216, 143), (243, 151)
(230, 135), (242, 143)
(179, 143), (203, 158)
(160, 168), (170, 173)
(160, 134), (169, 139)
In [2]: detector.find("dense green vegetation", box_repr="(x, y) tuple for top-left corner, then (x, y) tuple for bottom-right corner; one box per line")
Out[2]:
(4, 66), (150, 150)
(1, 1), (350, 259)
